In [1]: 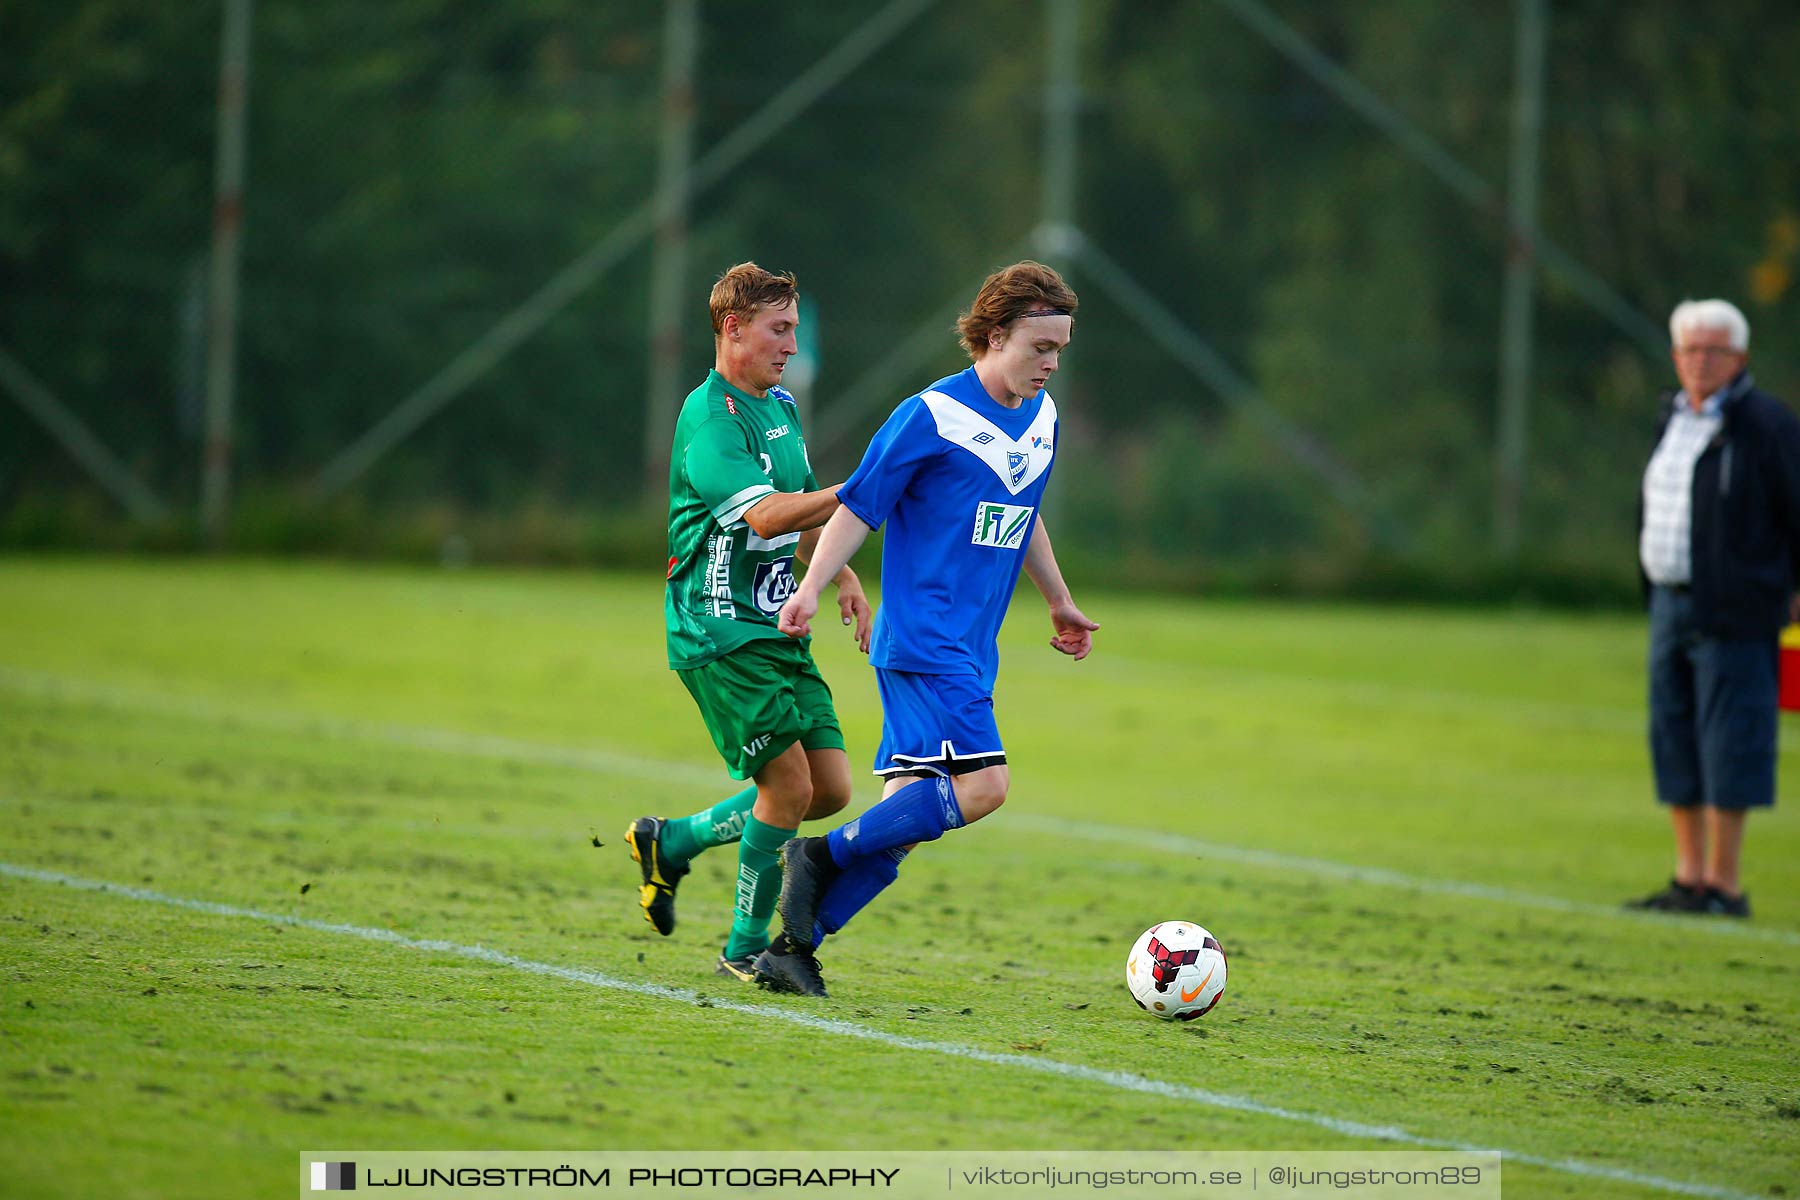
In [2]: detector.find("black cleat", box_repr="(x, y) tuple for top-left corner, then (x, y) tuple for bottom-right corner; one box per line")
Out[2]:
(1702, 887), (1750, 918)
(753, 934), (828, 997)
(775, 836), (840, 949)
(1624, 878), (1706, 913)
(625, 816), (689, 936)
(715, 952), (759, 982)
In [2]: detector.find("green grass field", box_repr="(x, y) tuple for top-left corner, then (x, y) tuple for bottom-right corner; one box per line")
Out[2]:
(2, 557), (1797, 1199)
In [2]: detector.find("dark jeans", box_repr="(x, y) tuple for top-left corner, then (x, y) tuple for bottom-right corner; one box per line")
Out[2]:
(1647, 585), (1779, 810)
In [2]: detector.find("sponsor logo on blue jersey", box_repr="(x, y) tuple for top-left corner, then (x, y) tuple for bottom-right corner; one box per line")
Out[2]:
(971, 502), (1034, 550)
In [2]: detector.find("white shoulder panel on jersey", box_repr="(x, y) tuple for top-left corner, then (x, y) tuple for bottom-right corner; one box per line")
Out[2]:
(920, 390), (1058, 496)
(714, 482), (776, 530)
(745, 528), (802, 552)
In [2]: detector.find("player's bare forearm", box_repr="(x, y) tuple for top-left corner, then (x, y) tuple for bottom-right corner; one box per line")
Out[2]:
(1024, 517), (1099, 660)
(797, 506), (873, 602)
(827, 562), (873, 653)
(798, 527), (862, 591)
(743, 484), (840, 539)
(781, 507), (874, 642)
(797, 526), (873, 650)
(1022, 517), (1072, 606)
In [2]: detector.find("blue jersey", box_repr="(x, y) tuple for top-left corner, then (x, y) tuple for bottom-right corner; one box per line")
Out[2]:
(837, 366), (1058, 690)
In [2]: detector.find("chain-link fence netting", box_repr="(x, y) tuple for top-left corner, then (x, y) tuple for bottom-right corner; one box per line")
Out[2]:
(5, 1), (1797, 596)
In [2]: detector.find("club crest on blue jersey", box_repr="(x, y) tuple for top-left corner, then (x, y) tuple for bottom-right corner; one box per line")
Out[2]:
(1007, 451), (1029, 487)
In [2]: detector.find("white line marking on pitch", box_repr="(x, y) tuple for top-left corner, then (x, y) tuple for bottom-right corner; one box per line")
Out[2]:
(0, 863), (1763, 1200)
(4, 665), (1797, 949)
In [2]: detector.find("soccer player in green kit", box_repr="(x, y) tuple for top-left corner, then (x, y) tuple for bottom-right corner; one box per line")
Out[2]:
(627, 262), (872, 980)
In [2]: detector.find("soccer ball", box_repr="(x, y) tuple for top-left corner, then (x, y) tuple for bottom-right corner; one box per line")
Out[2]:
(1126, 921), (1228, 1020)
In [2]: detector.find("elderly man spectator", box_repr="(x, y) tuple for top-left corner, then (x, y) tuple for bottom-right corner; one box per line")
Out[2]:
(1628, 298), (1800, 918)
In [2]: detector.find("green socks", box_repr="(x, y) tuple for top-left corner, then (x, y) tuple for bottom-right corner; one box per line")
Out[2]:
(659, 785), (756, 864)
(650, 787), (791, 959)
(723, 815), (796, 960)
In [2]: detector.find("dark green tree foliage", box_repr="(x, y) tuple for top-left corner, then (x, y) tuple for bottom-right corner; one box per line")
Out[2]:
(2, 1), (662, 510)
(3, 0), (1798, 594)
(1, 1), (217, 493)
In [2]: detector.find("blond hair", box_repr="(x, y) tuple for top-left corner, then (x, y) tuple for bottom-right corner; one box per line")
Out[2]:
(709, 262), (798, 336)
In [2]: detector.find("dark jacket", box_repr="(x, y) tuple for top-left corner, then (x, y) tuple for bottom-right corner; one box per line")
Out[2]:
(1640, 371), (1800, 638)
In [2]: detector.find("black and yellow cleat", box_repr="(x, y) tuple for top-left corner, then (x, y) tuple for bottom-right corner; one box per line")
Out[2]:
(625, 816), (689, 936)
(715, 952), (759, 983)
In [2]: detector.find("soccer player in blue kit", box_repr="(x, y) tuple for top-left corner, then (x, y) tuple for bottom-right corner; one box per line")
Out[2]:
(756, 260), (1099, 996)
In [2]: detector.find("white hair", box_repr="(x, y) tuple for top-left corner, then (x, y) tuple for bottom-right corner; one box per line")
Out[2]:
(1669, 298), (1749, 351)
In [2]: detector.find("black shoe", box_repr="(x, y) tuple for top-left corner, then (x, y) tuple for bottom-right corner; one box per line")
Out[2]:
(625, 816), (689, 936)
(1702, 887), (1751, 918)
(715, 952), (759, 982)
(775, 836), (839, 948)
(753, 934), (829, 997)
(1625, 877), (1706, 913)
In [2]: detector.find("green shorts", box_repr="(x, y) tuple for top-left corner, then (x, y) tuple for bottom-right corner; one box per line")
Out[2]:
(677, 637), (845, 780)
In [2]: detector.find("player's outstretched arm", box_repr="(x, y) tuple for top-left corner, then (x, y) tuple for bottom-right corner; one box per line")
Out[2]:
(798, 527), (873, 653)
(780, 506), (874, 639)
(743, 484), (842, 539)
(1022, 517), (1098, 661)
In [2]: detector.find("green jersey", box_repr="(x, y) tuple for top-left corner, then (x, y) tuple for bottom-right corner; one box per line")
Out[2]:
(665, 370), (819, 669)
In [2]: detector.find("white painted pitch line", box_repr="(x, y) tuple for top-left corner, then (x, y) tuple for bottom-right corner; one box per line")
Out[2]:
(5, 666), (1798, 949)
(0, 863), (1762, 1200)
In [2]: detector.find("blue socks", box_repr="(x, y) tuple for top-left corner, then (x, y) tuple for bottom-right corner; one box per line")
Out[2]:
(795, 776), (965, 947)
(810, 847), (909, 949)
(825, 775), (963, 867)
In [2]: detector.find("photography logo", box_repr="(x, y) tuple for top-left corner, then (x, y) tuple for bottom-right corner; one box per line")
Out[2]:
(310, 1162), (356, 1191)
